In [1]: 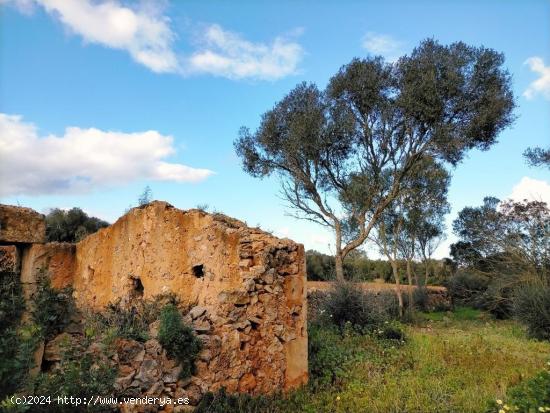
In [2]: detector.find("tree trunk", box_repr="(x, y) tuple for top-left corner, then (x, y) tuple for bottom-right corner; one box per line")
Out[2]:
(406, 258), (414, 313)
(335, 252), (344, 281)
(391, 260), (404, 317)
(334, 224), (345, 281)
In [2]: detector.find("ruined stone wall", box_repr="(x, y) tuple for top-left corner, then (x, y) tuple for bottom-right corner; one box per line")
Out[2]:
(1, 202), (308, 403)
(73, 201), (308, 394)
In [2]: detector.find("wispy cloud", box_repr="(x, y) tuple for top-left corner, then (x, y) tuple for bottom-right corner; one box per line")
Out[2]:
(523, 57), (550, 100)
(0, 113), (213, 197)
(4, 0), (304, 80)
(186, 24), (303, 80)
(361, 32), (403, 62)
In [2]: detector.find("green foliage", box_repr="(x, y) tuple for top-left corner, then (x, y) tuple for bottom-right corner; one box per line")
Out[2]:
(32, 277), (74, 340)
(320, 282), (399, 331)
(32, 340), (116, 413)
(513, 279), (550, 341)
(306, 250), (452, 284)
(308, 322), (360, 389)
(488, 364), (550, 413)
(447, 271), (490, 306)
(45, 207), (109, 242)
(158, 304), (201, 379)
(0, 270), (25, 333)
(0, 323), (42, 399)
(85, 294), (178, 343)
(524, 146), (550, 169)
(0, 270), (38, 398)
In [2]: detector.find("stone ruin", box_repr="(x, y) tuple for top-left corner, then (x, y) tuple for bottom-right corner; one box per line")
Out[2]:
(0, 202), (308, 409)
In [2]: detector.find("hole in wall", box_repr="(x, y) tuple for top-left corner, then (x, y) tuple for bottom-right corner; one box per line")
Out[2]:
(132, 277), (144, 298)
(192, 264), (204, 278)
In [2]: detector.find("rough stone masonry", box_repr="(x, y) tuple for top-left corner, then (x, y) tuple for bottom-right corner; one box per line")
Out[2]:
(0, 201), (308, 404)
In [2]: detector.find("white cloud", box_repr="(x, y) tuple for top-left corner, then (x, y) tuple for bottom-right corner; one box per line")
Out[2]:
(187, 24), (303, 80)
(361, 32), (403, 62)
(27, 0), (178, 73)
(523, 57), (550, 100)
(508, 176), (550, 205)
(4, 0), (303, 79)
(0, 113), (213, 197)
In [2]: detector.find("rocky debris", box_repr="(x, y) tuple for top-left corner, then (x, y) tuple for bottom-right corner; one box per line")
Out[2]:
(44, 333), (74, 361)
(0, 204), (46, 243)
(0, 245), (19, 273)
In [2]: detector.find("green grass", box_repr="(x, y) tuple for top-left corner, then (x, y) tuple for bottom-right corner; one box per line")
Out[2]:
(276, 308), (550, 413)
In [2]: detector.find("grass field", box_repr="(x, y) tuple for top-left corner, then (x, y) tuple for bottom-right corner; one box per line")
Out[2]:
(276, 308), (550, 413)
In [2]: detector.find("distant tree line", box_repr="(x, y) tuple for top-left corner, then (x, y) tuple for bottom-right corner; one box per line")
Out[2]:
(306, 249), (454, 285)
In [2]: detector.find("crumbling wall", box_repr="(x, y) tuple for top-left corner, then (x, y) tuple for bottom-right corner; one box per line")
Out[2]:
(0, 201), (308, 403)
(74, 201), (308, 394)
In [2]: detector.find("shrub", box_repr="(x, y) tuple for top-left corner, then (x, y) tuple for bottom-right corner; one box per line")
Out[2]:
(32, 339), (116, 413)
(513, 279), (550, 341)
(0, 270), (39, 398)
(412, 286), (430, 312)
(86, 293), (179, 343)
(0, 324), (42, 399)
(487, 363), (550, 413)
(308, 322), (357, 389)
(446, 271), (489, 307)
(158, 304), (201, 379)
(32, 277), (74, 340)
(321, 281), (398, 331)
(0, 270), (25, 332)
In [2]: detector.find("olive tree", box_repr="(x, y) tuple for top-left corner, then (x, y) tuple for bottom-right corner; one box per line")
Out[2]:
(235, 39), (515, 280)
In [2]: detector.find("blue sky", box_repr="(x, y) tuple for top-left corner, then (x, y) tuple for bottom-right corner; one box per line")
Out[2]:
(1, 0), (549, 258)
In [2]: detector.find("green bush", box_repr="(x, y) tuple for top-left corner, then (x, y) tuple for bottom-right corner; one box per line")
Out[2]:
(446, 271), (489, 307)
(0, 270), (39, 398)
(0, 270), (26, 331)
(32, 339), (116, 413)
(158, 304), (201, 379)
(0, 324), (42, 399)
(487, 363), (550, 413)
(308, 322), (359, 389)
(321, 281), (398, 332)
(513, 279), (550, 341)
(32, 277), (74, 340)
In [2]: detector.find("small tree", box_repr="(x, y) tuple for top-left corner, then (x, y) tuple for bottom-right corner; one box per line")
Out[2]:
(138, 185), (153, 206)
(235, 39), (515, 280)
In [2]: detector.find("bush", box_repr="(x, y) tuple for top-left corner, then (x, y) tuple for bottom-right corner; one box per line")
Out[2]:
(32, 339), (116, 413)
(308, 322), (357, 389)
(0, 270), (25, 332)
(487, 363), (550, 413)
(0, 324), (42, 399)
(321, 281), (398, 331)
(32, 277), (74, 340)
(158, 304), (201, 378)
(513, 279), (550, 341)
(0, 270), (39, 398)
(446, 271), (489, 307)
